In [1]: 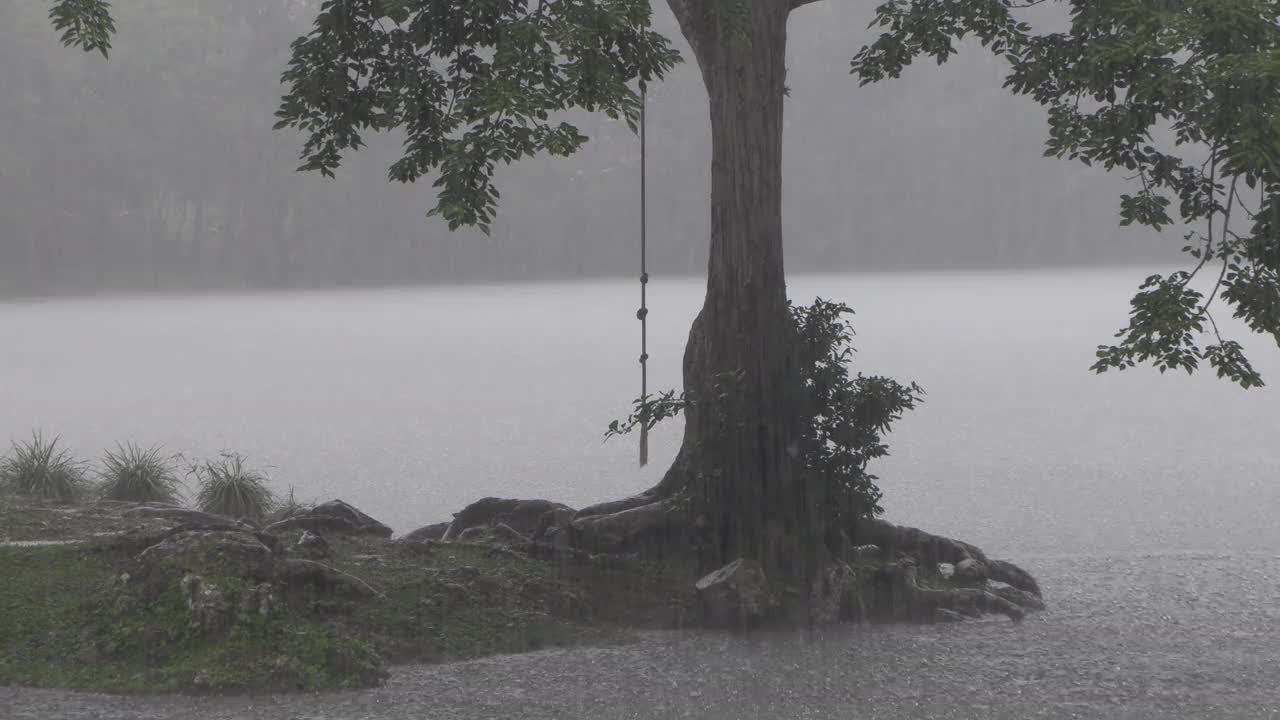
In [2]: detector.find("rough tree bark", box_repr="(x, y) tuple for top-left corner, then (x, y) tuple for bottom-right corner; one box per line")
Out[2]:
(578, 0), (827, 598)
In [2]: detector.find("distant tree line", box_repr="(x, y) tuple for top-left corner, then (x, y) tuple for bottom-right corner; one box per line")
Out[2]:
(0, 0), (1170, 297)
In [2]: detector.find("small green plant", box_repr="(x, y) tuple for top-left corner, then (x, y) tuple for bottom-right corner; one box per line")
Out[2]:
(790, 297), (923, 522)
(0, 431), (88, 503)
(607, 297), (923, 523)
(97, 443), (182, 504)
(189, 452), (276, 522)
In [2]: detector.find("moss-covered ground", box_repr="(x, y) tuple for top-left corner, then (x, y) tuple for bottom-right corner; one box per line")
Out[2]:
(0, 494), (674, 694)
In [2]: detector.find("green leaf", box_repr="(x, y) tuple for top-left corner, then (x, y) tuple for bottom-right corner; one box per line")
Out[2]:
(275, 0), (680, 231)
(852, 0), (1280, 387)
(48, 0), (116, 58)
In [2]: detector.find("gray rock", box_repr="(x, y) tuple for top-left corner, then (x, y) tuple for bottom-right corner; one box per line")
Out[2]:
(533, 507), (576, 542)
(264, 499), (393, 538)
(456, 526), (490, 542)
(442, 497), (573, 541)
(490, 522), (529, 545)
(953, 558), (989, 586)
(138, 529), (276, 581)
(297, 529), (331, 558)
(985, 558), (1043, 596)
(989, 583), (1046, 611)
(179, 573), (231, 633)
(400, 521), (450, 543)
(695, 558), (773, 628)
(934, 608), (968, 623)
(542, 526), (572, 551)
(808, 561), (856, 625)
(121, 506), (254, 530)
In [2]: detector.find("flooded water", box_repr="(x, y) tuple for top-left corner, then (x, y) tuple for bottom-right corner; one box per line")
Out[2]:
(3, 268), (1279, 718)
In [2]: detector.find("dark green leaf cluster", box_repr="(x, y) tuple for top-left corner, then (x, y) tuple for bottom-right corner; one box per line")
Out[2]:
(605, 388), (690, 439)
(274, 0), (681, 234)
(852, 0), (1280, 387)
(606, 298), (923, 521)
(48, 0), (116, 58)
(791, 298), (923, 521)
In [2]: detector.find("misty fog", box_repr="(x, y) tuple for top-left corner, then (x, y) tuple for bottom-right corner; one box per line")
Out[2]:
(2, 0), (1169, 297)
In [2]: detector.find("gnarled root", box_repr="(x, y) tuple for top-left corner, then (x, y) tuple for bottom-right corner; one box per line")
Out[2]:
(865, 559), (1026, 622)
(852, 517), (1041, 597)
(432, 493), (1044, 627)
(570, 496), (690, 554)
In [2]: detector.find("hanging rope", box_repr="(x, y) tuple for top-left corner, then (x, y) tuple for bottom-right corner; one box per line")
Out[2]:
(638, 79), (650, 467)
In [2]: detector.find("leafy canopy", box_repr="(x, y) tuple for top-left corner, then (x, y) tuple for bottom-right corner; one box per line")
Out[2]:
(852, 0), (1280, 387)
(48, 0), (116, 57)
(273, 0), (680, 234)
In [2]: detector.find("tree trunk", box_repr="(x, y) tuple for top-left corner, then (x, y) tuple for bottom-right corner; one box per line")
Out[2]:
(580, 0), (824, 595)
(444, 0), (1047, 616)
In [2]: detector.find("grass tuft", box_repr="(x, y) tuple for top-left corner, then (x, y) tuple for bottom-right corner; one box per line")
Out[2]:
(0, 432), (88, 503)
(190, 452), (276, 522)
(267, 484), (313, 524)
(97, 443), (182, 504)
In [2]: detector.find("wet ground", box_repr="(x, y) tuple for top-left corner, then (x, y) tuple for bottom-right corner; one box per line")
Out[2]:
(6, 553), (1279, 719)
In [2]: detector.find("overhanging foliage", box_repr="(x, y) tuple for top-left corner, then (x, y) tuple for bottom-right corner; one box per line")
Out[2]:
(852, 0), (1280, 387)
(273, 0), (680, 233)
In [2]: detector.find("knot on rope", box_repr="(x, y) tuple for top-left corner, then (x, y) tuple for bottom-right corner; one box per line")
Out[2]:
(636, 307), (648, 321)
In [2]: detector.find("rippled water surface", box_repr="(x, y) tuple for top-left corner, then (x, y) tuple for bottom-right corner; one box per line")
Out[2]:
(3, 269), (1279, 718)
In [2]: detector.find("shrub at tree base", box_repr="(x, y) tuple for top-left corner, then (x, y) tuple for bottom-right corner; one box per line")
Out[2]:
(608, 296), (923, 528)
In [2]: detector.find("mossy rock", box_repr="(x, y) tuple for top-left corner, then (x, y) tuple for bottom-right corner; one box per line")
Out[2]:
(135, 529), (277, 586)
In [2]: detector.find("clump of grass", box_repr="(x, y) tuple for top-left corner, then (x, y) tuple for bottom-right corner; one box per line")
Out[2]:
(97, 443), (182, 504)
(267, 484), (313, 523)
(189, 452), (276, 522)
(0, 432), (88, 503)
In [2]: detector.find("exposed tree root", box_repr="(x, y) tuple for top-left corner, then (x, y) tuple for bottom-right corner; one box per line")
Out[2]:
(863, 559), (1027, 622)
(852, 517), (1041, 596)
(570, 496), (689, 554)
(432, 493), (1043, 628)
(989, 584), (1046, 611)
(574, 492), (659, 519)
